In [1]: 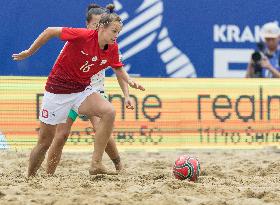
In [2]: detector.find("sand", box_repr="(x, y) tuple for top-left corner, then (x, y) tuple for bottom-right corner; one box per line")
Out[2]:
(0, 149), (280, 205)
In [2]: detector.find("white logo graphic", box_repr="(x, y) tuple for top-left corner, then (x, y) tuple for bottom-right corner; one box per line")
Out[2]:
(213, 24), (262, 43)
(81, 50), (89, 55)
(100, 59), (107, 65)
(213, 24), (262, 77)
(113, 0), (196, 77)
(92, 56), (97, 62)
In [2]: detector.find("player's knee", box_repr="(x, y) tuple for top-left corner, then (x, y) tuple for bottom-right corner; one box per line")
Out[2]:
(38, 139), (52, 152)
(103, 105), (116, 120)
(39, 123), (56, 142)
(57, 130), (70, 142)
(54, 131), (70, 147)
(38, 132), (54, 151)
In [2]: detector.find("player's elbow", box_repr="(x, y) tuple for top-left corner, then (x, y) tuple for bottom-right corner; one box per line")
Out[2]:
(44, 27), (62, 38)
(113, 67), (124, 74)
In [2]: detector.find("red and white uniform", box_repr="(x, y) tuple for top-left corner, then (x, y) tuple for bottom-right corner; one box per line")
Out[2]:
(46, 27), (123, 94)
(40, 27), (123, 125)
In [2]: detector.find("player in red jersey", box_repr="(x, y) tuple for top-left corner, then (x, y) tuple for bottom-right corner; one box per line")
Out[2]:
(12, 4), (145, 177)
(46, 4), (127, 175)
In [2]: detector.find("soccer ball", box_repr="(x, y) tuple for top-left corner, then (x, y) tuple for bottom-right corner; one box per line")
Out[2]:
(173, 155), (200, 181)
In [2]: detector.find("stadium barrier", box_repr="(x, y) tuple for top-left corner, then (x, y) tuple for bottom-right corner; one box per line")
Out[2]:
(1, 77), (280, 150)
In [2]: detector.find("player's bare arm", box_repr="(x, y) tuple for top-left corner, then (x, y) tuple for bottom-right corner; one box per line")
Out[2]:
(12, 27), (62, 61)
(113, 67), (145, 91)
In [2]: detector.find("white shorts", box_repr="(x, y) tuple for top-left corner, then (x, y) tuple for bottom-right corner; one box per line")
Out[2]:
(39, 85), (98, 125)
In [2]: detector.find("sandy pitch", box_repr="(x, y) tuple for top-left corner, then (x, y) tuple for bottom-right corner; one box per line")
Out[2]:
(0, 149), (280, 205)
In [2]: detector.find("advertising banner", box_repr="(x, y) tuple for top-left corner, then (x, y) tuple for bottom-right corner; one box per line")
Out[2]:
(1, 77), (280, 150)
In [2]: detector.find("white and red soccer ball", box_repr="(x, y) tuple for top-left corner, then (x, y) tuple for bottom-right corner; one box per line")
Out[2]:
(173, 155), (200, 181)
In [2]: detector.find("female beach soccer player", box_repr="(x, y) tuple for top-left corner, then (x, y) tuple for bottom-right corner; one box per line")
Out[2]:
(12, 4), (145, 177)
(46, 4), (131, 175)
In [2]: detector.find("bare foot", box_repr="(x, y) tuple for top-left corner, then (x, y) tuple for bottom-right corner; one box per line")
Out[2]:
(114, 162), (123, 172)
(111, 156), (123, 172)
(89, 161), (117, 175)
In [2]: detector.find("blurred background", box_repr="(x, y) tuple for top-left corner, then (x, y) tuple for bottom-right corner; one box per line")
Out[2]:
(2, 0), (280, 78)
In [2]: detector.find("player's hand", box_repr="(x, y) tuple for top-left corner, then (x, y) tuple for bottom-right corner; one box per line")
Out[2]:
(128, 79), (145, 91)
(125, 97), (134, 110)
(12, 50), (31, 61)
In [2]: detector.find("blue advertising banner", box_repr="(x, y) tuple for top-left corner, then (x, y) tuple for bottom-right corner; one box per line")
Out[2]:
(1, 0), (280, 77)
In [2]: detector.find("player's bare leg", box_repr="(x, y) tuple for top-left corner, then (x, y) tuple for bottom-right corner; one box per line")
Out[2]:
(79, 93), (116, 175)
(46, 113), (122, 175)
(46, 118), (73, 175)
(106, 139), (123, 171)
(90, 116), (123, 171)
(28, 122), (56, 177)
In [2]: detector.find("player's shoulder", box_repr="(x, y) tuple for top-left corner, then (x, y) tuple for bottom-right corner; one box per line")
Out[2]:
(63, 27), (96, 35)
